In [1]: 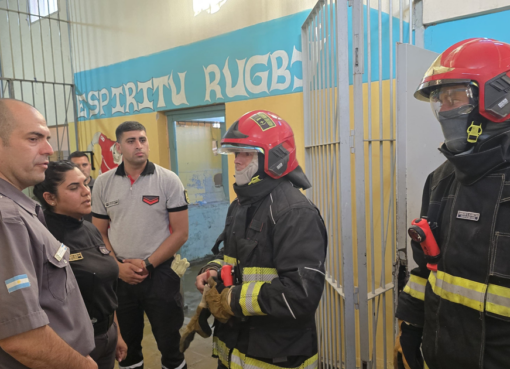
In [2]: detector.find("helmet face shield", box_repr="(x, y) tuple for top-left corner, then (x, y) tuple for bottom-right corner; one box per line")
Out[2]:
(429, 84), (480, 153)
(215, 144), (264, 155)
(429, 84), (478, 119)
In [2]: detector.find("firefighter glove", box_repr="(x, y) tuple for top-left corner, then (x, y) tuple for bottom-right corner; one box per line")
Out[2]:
(394, 320), (424, 369)
(171, 254), (190, 278)
(179, 285), (212, 353)
(204, 276), (234, 324)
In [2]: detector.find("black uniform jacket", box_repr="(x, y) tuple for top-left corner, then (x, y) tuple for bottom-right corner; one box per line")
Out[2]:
(204, 176), (327, 367)
(44, 211), (119, 333)
(396, 131), (510, 369)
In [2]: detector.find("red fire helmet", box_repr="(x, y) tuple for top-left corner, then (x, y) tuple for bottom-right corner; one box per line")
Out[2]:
(415, 38), (510, 123)
(218, 110), (298, 179)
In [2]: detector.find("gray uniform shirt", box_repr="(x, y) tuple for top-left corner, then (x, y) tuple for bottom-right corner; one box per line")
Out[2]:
(92, 161), (188, 260)
(0, 179), (95, 369)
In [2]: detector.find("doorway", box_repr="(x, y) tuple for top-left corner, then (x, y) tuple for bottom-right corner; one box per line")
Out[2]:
(166, 105), (230, 262)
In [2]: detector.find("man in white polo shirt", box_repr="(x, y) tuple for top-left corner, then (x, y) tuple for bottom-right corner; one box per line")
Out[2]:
(92, 121), (189, 369)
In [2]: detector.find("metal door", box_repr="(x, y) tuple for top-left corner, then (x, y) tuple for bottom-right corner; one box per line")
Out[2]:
(396, 43), (441, 270)
(302, 0), (414, 367)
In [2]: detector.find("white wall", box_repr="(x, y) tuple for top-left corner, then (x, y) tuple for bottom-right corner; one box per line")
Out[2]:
(69, 0), (410, 74)
(422, 0), (510, 25)
(69, 0), (317, 73)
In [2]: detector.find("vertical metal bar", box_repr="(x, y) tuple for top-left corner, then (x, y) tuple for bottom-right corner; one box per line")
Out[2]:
(399, 0), (403, 43)
(317, 8), (325, 148)
(303, 21), (312, 159)
(389, 0), (398, 346)
(15, 0), (26, 80)
(353, 0), (370, 367)
(409, 0), (413, 45)
(337, 0), (355, 367)
(324, 0), (331, 151)
(312, 16), (319, 145)
(5, 2), (18, 79)
(367, 2), (378, 367)
(28, 1), (38, 82)
(66, 0), (80, 151)
(333, 0), (342, 291)
(31, 81), (35, 106)
(53, 84), (61, 158)
(57, 0), (67, 84)
(328, 0), (335, 143)
(46, 0), (57, 83)
(378, 1), (388, 368)
(37, 0), (48, 81)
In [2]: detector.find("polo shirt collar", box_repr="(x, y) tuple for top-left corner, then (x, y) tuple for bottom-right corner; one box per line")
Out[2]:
(0, 178), (38, 216)
(115, 160), (155, 177)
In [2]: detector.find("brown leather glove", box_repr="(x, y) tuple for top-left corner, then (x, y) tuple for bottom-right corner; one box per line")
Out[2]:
(179, 285), (212, 353)
(394, 320), (424, 369)
(204, 276), (234, 324)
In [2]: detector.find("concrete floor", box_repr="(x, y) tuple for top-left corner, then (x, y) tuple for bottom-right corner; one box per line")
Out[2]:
(114, 264), (218, 369)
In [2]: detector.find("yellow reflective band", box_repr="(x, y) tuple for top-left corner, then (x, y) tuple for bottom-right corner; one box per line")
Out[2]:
(242, 267), (278, 284)
(403, 274), (427, 301)
(486, 284), (510, 318)
(207, 259), (225, 267)
(240, 282), (266, 316)
(429, 271), (487, 312)
(231, 349), (318, 369)
(424, 361), (430, 369)
(224, 255), (238, 266)
(212, 336), (229, 368)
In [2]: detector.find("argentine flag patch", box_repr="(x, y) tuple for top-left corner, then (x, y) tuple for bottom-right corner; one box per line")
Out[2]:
(5, 274), (30, 293)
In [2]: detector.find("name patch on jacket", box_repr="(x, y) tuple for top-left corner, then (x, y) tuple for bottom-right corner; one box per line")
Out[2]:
(457, 211), (480, 222)
(142, 196), (159, 205)
(70, 253), (84, 262)
(105, 200), (119, 208)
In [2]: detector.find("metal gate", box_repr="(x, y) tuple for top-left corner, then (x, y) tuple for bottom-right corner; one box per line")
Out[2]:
(302, 0), (413, 367)
(0, 0), (77, 162)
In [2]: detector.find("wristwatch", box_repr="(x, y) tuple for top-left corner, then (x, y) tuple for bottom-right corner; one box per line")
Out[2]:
(144, 258), (155, 273)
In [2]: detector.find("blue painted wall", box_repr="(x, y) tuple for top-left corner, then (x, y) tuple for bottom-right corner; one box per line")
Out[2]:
(424, 9), (510, 53)
(180, 201), (229, 261)
(74, 7), (409, 121)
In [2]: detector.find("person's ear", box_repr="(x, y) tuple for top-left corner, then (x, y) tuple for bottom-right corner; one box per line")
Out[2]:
(42, 192), (57, 206)
(115, 141), (122, 155)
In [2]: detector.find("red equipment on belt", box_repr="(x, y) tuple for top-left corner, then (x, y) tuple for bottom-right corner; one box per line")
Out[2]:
(408, 218), (440, 271)
(221, 265), (234, 287)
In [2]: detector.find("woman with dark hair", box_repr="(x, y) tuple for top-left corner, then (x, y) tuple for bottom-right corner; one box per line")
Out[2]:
(34, 161), (127, 369)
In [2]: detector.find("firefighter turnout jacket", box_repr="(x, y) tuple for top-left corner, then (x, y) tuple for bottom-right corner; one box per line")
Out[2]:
(396, 132), (510, 369)
(202, 176), (327, 369)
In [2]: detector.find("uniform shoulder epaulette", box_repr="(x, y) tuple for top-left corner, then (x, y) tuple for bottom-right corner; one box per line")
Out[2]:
(0, 196), (21, 221)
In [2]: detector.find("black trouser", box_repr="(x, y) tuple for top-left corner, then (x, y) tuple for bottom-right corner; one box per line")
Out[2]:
(117, 259), (185, 369)
(90, 322), (118, 369)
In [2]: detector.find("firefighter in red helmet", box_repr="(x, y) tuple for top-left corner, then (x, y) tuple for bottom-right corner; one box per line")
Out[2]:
(395, 38), (510, 369)
(194, 110), (327, 368)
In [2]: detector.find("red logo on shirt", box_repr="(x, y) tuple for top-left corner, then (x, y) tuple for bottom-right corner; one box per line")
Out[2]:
(142, 196), (159, 205)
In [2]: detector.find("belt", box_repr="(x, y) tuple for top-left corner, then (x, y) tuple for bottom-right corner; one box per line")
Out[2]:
(92, 313), (114, 336)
